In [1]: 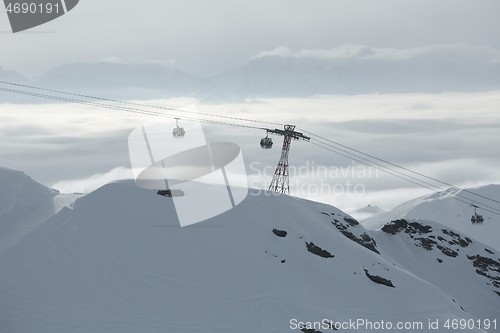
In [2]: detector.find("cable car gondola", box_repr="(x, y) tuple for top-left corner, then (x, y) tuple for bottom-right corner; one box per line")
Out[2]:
(172, 118), (185, 138)
(471, 204), (484, 224)
(260, 134), (273, 149)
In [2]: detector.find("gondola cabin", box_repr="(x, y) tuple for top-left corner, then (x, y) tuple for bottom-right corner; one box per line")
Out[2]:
(172, 118), (185, 138)
(172, 127), (185, 138)
(471, 214), (484, 224)
(260, 137), (273, 149)
(471, 205), (484, 224)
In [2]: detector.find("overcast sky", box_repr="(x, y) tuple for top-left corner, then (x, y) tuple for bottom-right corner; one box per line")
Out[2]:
(1, 0), (500, 77)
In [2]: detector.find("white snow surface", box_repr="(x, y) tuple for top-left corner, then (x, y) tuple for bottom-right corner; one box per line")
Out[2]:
(0, 167), (496, 332)
(370, 219), (500, 324)
(362, 185), (500, 251)
(0, 165), (80, 255)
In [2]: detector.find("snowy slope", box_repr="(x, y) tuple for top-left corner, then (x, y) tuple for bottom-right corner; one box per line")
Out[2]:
(0, 178), (486, 333)
(0, 165), (80, 255)
(370, 219), (500, 324)
(362, 185), (500, 251)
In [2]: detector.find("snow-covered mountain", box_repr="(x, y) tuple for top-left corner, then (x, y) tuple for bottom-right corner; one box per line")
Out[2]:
(0, 165), (80, 255)
(363, 185), (500, 251)
(0, 167), (498, 332)
(370, 218), (500, 322)
(192, 54), (500, 98)
(348, 204), (385, 220)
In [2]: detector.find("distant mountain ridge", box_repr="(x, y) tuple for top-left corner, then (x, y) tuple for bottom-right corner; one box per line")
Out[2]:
(0, 66), (30, 84)
(192, 56), (345, 98)
(193, 53), (500, 97)
(2, 46), (500, 103)
(35, 62), (202, 100)
(0, 62), (202, 103)
(0, 66), (33, 103)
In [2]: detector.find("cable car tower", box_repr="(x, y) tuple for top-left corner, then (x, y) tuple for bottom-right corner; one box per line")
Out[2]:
(264, 125), (310, 194)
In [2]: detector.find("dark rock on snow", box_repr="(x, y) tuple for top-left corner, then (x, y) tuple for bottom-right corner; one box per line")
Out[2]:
(272, 229), (288, 237)
(364, 269), (395, 288)
(306, 242), (334, 258)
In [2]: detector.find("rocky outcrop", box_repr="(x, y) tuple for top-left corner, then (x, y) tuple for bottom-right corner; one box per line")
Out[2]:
(331, 216), (379, 254)
(272, 229), (287, 237)
(306, 242), (334, 258)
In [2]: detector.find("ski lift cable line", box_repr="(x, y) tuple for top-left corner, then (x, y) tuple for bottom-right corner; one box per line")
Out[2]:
(300, 128), (500, 206)
(2, 83), (499, 211)
(0, 80), (284, 127)
(308, 138), (500, 214)
(0, 87), (266, 131)
(308, 140), (500, 217)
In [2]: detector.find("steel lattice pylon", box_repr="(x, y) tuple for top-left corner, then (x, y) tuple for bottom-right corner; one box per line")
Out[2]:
(267, 125), (309, 194)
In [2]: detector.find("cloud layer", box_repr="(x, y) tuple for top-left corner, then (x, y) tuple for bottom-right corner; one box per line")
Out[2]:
(1, 91), (500, 211)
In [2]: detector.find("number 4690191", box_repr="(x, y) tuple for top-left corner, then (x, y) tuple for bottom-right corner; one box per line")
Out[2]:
(6, 2), (60, 14)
